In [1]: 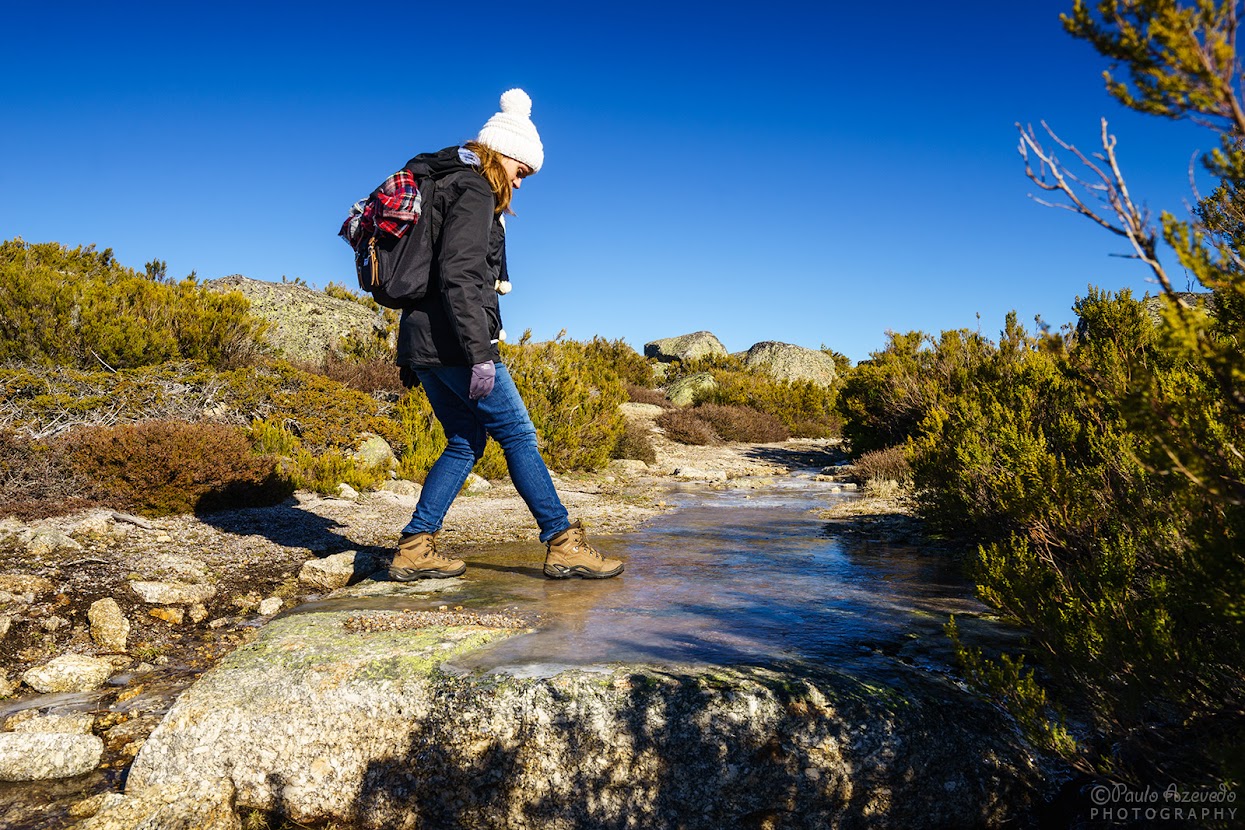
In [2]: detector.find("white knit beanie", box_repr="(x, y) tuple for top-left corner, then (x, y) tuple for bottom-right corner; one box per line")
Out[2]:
(476, 89), (544, 173)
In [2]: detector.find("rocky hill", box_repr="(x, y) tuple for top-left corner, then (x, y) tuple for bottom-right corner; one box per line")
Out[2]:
(206, 276), (388, 364)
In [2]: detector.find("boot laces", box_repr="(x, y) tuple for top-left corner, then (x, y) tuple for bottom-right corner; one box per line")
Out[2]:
(568, 529), (601, 560)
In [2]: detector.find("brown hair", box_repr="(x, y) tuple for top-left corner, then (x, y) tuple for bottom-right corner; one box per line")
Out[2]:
(463, 140), (513, 216)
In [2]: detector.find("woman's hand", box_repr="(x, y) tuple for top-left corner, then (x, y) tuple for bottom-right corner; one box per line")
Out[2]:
(469, 361), (496, 400)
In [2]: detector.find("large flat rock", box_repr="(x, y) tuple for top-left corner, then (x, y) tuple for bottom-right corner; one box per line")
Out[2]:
(96, 603), (1042, 828)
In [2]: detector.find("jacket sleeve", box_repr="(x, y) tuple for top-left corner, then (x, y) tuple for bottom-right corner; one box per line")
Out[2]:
(437, 176), (497, 365)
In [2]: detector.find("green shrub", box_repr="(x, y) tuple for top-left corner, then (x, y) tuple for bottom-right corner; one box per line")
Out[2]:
(499, 337), (627, 471)
(578, 336), (654, 388)
(843, 294), (1244, 780)
(390, 388), (506, 483)
(838, 328), (995, 456)
(655, 408), (716, 445)
(0, 239), (267, 370)
(700, 369), (840, 438)
(63, 420), (292, 516)
(692, 403), (789, 443)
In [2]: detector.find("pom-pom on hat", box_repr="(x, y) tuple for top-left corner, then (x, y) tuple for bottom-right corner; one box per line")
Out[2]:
(476, 89), (544, 173)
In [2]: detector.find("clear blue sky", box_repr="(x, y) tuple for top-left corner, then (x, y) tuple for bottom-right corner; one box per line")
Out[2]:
(0, 1), (1212, 362)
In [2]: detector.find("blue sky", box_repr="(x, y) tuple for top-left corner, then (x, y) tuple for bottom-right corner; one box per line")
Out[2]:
(0, 1), (1212, 362)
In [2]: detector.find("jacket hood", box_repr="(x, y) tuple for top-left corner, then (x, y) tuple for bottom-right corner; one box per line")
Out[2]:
(404, 146), (475, 179)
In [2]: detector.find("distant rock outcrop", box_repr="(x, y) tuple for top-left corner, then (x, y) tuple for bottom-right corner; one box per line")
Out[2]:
(206, 276), (385, 364)
(1140, 291), (1215, 325)
(644, 331), (727, 363)
(744, 341), (838, 387)
(666, 372), (718, 407)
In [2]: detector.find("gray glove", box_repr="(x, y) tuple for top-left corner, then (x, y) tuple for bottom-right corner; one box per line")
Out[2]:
(469, 361), (496, 400)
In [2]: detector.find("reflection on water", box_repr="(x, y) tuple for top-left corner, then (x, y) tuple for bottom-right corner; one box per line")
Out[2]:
(317, 479), (999, 677)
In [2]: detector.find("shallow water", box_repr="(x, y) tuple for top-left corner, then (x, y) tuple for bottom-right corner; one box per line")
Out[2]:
(309, 475), (1003, 678)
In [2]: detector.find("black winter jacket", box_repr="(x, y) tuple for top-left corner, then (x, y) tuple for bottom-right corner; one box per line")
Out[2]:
(396, 147), (506, 369)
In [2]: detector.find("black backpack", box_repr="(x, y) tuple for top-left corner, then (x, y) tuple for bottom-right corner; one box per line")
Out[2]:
(338, 167), (440, 309)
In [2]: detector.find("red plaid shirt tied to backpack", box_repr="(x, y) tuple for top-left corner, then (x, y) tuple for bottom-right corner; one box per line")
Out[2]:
(338, 168), (437, 308)
(339, 170), (422, 247)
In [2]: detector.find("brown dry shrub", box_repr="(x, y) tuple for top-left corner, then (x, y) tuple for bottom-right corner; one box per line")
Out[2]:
(298, 352), (403, 394)
(853, 444), (911, 485)
(612, 420), (657, 463)
(625, 383), (672, 408)
(693, 403), (790, 443)
(62, 420), (293, 516)
(655, 409), (717, 445)
(0, 429), (104, 520)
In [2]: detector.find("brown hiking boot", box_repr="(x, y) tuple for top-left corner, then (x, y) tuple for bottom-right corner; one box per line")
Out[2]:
(543, 521), (623, 579)
(389, 532), (466, 581)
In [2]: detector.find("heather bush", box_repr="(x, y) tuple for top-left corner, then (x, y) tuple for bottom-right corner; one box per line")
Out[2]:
(840, 293), (1244, 780)
(837, 328), (995, 456)
(0, 239), (267, 370)
(578, 336), (654, 388)
(611, 420), (657, 464)
(391, 388), (507, 483)
(299, 352), (403, 395)
(692, 403), (789, 443)
(699, 369), (840, 438)
(499, 336), (628, 471)
(655, 408), (716, 445)
(852, 444), (910, 486)
(63, 420), (292, 516)
(219, 362), (402, 451)
(0, 429), (101, 520)
(625, 383), (672, 408)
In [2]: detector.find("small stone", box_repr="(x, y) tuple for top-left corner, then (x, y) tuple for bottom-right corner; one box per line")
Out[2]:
(23, 529), (82, 556)
(141, 554), (209, 584)
(673, 467), (727, 482)
(380, 479), (422, 498)
(0, 675), (15, 698)
(231, 592), (260, 611)
(298, 551), (383, 592)
(463, 473), (491, 493)
(89, 598), (130, 652)
(0, 575), (54, 596)
(149, 607), (184, 625)
(608, 459), (650, 477)
(207, 619), (231, 630)
(188, 603), (209, 624)
(257, 597), (282, 616)
(336, 483), (360, 500)
(109, 524), (131, 541)
(154, 534), (172, 543)
(22, 654), (114, 693)
(41, 616), (69, 632)
(70, 512), (115, 540)
(841, 483), (859, 492)
(130, 581), (216, 606)
(0, 616), (10, 639)
(0, 732), (103, 781)
(353, 433), (397, 469)
(69, 792), (126, 820)
(9, 712), (94, 735)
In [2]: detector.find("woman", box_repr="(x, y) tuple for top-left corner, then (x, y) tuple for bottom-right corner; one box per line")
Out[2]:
(389, 89), (623, 582)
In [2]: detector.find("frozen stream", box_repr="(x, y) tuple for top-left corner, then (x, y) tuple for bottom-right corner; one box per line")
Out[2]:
(309, 474), (1008, 678)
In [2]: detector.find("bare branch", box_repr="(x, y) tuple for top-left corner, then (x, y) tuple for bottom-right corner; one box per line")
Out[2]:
(1018, 119), (1175, 295)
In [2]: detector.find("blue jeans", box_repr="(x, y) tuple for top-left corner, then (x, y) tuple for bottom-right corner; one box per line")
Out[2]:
(402, 363), (571, 543)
